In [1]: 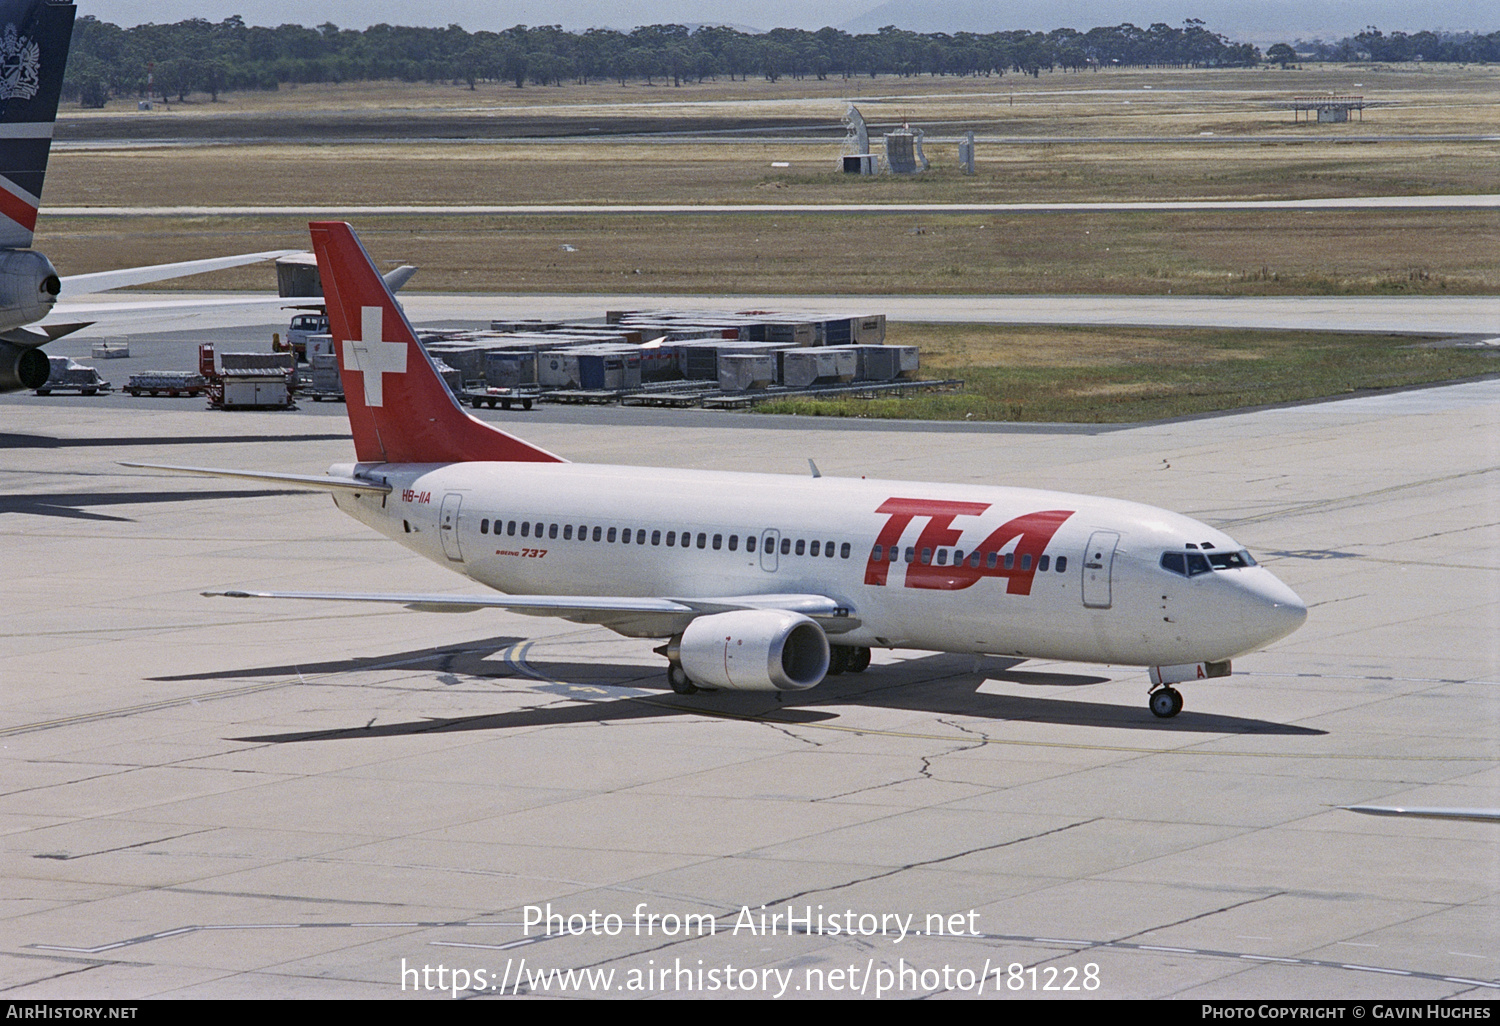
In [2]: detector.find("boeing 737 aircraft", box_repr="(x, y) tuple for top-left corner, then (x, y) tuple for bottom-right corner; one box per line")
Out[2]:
(0, 0), (293, 390)
(128, 222), (1308, 718)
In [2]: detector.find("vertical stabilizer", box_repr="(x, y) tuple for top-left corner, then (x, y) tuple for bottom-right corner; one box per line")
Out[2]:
(0, 0), (74, 250)
(308, 221), (565, 465)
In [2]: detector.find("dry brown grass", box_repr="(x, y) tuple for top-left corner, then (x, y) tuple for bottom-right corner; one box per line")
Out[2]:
(34, 208), (1499, 297)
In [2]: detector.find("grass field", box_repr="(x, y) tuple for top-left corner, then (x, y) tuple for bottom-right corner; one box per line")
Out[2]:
(35, 208), (1500, 296)
(756, 324), (1500, 421)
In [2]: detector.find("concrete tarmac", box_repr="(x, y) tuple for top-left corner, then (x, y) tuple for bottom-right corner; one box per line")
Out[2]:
(1, 377), (1496, 999)
(48, 290), (1500, 337)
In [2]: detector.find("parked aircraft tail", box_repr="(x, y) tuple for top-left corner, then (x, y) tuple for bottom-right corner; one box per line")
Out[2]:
(0, 0), (74, 250)
(308, 220), (565, 465)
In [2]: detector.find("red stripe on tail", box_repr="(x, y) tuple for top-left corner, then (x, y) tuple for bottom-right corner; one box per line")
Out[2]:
(308, 221), (564, 465)
(0, 185), (38, 233)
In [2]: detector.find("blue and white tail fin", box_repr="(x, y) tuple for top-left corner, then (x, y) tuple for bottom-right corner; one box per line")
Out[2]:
(0, 0), (74, 250)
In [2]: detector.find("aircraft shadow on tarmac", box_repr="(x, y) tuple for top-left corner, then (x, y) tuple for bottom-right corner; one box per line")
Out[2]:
(0, 488), (303, 521)
(220, 640), (1321, 744)
(0, 432), (350, 449)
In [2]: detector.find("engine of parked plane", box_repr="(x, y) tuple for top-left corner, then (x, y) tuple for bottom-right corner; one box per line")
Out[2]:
(0, 340), (51, 390)
(0, 250), (62, 332)
(673, 610), (830, 692)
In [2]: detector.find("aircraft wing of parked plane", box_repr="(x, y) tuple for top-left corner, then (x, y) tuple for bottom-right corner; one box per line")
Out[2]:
(0, 0), (296, 386)
(1343, 806), (1500, 824)
(124, 221), (1308, 717)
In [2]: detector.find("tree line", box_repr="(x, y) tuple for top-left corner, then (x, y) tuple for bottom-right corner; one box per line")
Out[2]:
(59, 16), (1498, 108)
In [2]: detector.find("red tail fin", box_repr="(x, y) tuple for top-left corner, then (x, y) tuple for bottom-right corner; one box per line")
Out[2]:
(309, 221), (563, 465)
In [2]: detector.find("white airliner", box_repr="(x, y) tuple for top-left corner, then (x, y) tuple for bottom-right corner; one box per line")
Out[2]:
(0, 0), (294, 391)
(128, 221), (1308, 718)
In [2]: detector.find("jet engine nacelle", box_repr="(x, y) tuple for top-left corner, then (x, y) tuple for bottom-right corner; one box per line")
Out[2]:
(674, 609), (830, 692)
(0, 250), (62, 332)
(0, 341), (52, 391)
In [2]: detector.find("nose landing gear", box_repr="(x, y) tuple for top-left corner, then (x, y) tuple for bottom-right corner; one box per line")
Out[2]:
(1149, 686), (1184, 718)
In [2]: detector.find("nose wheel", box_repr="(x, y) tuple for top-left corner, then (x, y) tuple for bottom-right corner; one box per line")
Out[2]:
(1149, 686), (1183, 718)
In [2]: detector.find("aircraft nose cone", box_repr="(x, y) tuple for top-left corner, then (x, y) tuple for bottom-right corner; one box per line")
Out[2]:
(1242, 571), (1307, 646)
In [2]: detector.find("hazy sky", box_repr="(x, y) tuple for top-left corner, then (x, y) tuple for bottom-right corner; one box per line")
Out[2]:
(79, 1), (1498, 41)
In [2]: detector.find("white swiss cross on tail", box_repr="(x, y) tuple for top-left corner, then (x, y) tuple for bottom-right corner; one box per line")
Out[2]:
(344, 305), (407, 406)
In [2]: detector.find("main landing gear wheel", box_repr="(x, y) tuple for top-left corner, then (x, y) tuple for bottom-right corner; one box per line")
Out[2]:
(827, 646), (850, 675)
(1149, 686), (1183, 718)
(847, 646), (871, 673)
(667, 663), (698, 695)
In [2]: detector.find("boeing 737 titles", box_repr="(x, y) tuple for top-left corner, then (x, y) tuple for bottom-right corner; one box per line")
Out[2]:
(127, 222), (1308, 717)
(0, 0), (294, 391)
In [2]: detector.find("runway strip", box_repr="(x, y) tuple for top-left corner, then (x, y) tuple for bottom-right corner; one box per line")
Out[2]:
(45, 194), (1500, 217)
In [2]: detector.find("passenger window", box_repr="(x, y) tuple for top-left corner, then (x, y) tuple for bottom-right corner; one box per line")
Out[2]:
(795, 539), (805, 556)
(636, 529), (646, 544)
(480, 519), (489, 534)
(747, 535), (757, 553)
(549, 524), (558, 539)
(905, 546), (916, 563)
(666, 531), (676, 546)
(712, 534), (722, 550)
(697, 533), (707, 549)
(872, 544), (883, 561)
(728, 535), (738, 551)
(520, 522), (530, 537)
(969, 551), (981, 568)
(508, 521), (517, 536)
(1004, 553), (1014, 569)
(534, 523), (543, 538)
(1021, 554), (1032, 571)
(652, 530), (661, 546)
(935, 549), (947, 565)
(826, 540), (835, 558)
(1039, 555), (1049, 572)
(810, 540), (821, 557)
(781, 538), (791, 555)
(1056, 556), (1067, 572)
(607, 527), (617, 542)
(564, 525), (573, 540)
(986, 552), (997, 568)
(592, 526), (602, 542)
(920, 548), (931, 564)
(840, 543), (850, 559)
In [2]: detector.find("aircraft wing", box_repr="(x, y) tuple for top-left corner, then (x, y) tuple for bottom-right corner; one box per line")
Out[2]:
(205, 588), (860, 639)
(59, 250), (303, 298)
(1343, 805), (1500, 824)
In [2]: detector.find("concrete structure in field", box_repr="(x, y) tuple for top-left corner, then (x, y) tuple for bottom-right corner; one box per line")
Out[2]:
(1288, 95), (1367, 123)
(2, 375), (1497, 998)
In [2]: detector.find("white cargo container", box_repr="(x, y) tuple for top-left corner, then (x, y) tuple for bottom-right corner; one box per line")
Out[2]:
(717, 354), (778, 392)
(781, 348), (858, 388)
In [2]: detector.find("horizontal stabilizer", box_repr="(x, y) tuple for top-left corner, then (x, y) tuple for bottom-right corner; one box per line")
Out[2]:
(120, 462), (392, 495)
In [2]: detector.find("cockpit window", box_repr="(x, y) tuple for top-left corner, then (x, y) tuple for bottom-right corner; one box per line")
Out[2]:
(1161, 549), (1255, 577)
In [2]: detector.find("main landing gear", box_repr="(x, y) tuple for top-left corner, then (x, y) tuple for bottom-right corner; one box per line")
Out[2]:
(1149, 686), (1184, 718)
(667, 663), (698, 695)
(826, 645), (872, 676)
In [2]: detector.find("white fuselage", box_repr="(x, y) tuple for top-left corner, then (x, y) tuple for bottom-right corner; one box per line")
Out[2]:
(327, 460), (1306, 668)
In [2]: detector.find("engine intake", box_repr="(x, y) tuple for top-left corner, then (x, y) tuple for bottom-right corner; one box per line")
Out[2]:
(0, 342), (51, 391)
(673, 609), (830, 692)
